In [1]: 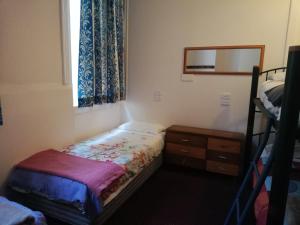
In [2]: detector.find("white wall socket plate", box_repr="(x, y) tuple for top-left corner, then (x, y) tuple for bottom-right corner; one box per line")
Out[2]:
(153, 91), (162, 102)
(220, 93), (231, 106)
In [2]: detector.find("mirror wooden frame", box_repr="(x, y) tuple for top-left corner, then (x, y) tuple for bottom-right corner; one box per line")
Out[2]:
(183, 45), (265, 75)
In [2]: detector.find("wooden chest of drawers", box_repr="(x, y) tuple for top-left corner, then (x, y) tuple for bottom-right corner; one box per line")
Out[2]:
(165, 125), (245, 176)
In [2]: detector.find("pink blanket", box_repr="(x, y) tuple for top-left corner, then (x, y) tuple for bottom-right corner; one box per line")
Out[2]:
(16, 149), (125, 196)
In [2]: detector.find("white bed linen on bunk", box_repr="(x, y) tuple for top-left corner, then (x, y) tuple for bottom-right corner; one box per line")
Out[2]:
(259, 80), (300, 125)
(259, 80), (284, 120)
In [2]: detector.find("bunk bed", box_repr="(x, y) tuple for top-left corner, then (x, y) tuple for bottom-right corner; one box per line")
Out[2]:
(224, 46), (300, 225)
(245, 66), (300, 152)
(246, 64), (300, 225)
(6, 122), (165, 225)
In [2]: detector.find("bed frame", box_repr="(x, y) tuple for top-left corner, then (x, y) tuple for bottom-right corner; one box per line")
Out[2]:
(243, 46), (300, 225)
(244, 66), (285, 167)
(8, 154), (163, 225)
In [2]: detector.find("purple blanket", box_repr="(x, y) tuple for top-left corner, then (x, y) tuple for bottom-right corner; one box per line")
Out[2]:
(16, 149), (125, 196)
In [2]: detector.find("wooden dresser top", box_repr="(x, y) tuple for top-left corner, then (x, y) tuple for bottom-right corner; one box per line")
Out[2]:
(166, 125), (244, 141)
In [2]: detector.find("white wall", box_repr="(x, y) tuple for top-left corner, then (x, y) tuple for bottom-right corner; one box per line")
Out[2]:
(74, 103), (123, 141)
(0, 0), (122, 189)
(125, 0), (291, 133)
(285, 0), (300, 62)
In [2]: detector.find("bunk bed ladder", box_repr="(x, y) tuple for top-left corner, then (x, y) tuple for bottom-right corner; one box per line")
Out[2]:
(224, 118), (274, 225)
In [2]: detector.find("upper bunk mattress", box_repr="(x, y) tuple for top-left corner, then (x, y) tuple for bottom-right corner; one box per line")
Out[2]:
(259, 80), (284, 120)
(259, 80), (300, 125)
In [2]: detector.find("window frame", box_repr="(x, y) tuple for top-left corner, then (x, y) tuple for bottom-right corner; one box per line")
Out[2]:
(60, 0), (72, 86)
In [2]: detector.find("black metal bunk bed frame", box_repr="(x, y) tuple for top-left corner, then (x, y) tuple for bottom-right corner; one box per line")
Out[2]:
(245, 66), (287, 149)
(224, 46), (300, 225)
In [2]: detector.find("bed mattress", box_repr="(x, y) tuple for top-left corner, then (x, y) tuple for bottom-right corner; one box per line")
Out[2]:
(259, 80), (284, 120)
(8, 154), (163, 225)
(62, 127), (165, 206)
(62, 128), (165, 180)
(259, 80), (300, 125)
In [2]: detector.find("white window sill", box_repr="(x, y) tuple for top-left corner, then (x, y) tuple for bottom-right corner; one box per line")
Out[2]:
(74, 101), (124, 114)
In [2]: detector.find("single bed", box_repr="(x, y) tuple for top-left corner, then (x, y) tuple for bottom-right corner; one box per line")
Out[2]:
(243, 65), (300, 225)
(0, 196), (47, 225)
(6, 122), (165, 225)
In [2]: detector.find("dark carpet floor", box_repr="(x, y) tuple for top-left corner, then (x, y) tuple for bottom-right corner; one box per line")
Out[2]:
(48, 165), (251, 225)
(103, 165), (240, 225)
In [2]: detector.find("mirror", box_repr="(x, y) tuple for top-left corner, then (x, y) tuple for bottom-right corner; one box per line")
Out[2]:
(183, 45), (265, 75)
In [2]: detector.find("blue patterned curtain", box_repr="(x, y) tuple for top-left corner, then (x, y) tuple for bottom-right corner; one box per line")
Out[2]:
(78, 0), (126, 107)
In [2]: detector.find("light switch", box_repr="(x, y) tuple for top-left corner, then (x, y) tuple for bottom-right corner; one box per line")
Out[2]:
(153, 91), (162, 102)
(220, 93), (231, 106)
(181, 74), (194, 82)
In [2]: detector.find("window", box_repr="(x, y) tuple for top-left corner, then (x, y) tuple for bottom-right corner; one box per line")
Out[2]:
(63, 0), (127, 108)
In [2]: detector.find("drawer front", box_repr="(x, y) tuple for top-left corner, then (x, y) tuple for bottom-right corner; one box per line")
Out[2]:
(207, 150), (240, 164)
(185, 157), (206, 170)
(206, 160), (239, 176)
(165, 154), (205, 170)
(208, 138), (240, 153)
(164, 154), (186, 166)
(166, 143), (206, 159)
(166, 132), (207, 147)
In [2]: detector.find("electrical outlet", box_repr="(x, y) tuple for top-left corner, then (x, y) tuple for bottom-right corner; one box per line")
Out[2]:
(220, 93), (231, 106)
(181, 74), (194, 82)
(153, 91), (162, 102)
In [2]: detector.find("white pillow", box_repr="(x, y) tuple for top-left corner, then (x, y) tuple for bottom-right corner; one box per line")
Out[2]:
(118, 121), (165, 134)
(268, 71), (286, 81)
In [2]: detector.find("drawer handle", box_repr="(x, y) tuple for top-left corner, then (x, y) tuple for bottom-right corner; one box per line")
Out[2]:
(217, 155), (228, 160)
(181, 139), (191, 142)
(180, 149), (189, 153)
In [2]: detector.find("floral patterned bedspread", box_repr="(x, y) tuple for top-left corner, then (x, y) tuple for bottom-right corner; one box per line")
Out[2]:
(62, 129), (165, 178)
